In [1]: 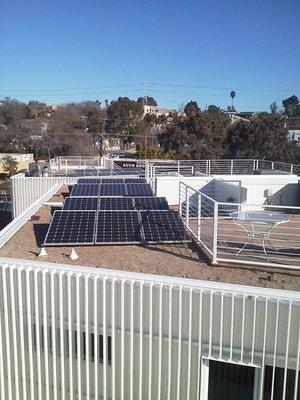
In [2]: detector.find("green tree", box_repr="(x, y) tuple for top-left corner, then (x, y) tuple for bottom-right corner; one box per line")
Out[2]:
(1, 155), (19, 176)
(106, 97), (144, 141)
(230, 90), (236, 108)
(0, 97), (29, 126)
(159, 102), (230, 159)
(226, 113), (294, 161)
(282, 95), (300, 117)
(184, 101), (200, 117)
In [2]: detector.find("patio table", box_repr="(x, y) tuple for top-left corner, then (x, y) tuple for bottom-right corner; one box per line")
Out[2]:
(230, 211), (290, 260)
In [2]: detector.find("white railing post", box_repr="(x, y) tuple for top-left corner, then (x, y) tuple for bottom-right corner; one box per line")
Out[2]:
(208, 160), (211, 175)
(177, 161), (180, 177)
(179, 182), (183, 216)
(152, 166), (156, 191)
(253, 160), (256, 171)
(212, 202), (218, 264)
(185, 186), (189, 228)
(230, 160), (234, 175)
(271, 162), (274, 170)
(291, 164), (294, 173)
(145, 161), (149, 183)
(197, 193), (201, 241)
(65, 159), (67, 172)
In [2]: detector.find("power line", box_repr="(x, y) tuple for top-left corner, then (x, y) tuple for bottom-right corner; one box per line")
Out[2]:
(0, 83), (142, 93)
(1, 81), (299, 94)
(149, 82), (300, 93)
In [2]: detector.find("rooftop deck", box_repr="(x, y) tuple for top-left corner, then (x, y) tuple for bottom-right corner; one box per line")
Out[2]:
(0, 184), (300, 290)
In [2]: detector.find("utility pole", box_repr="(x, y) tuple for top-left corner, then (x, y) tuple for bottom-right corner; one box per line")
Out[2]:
(142, 80), (149, 150)
(142, 80), (148, 104)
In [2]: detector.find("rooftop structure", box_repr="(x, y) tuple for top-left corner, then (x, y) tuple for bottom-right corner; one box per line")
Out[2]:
(0, 156), (299, 399)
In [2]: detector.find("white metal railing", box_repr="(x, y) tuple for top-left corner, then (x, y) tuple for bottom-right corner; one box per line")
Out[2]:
(146, 159), (300, 181)
(0, 259), (299, 400)
(179, 182), (300, 270)
(50, 157), (300, 178)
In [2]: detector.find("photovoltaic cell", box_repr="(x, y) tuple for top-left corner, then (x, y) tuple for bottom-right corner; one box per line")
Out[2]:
(99, 184), (126, 197)
(63, 197), (98, 211)
(77, 178), (102, 184)
(44, 210), (96, 245)
(95, 211), (142, 243)
(126, 183), (153, 197)
(99, 197), (135, 210)
(70, 184), (100, 197)
(134, 197), (169, 210)
(140, 210), (188, 243)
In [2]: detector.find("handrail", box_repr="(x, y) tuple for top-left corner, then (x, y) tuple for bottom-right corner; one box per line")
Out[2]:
(1, 257), (299, 300)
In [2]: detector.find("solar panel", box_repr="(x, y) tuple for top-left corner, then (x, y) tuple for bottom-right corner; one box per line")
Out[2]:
(126, 183), (153, 197)
(140, 210), (188, 243)
(44, 210), (96, 246)
(95, 211), (142, 243)
(99, 197), (135, 210)
(77, 178), (102, 184)
(70, 184), (100, 197)
(134, 197), (169, 210)
(125, 178), (147, 184)
(100, 178), (125, 184)
(99, 184), (126, 197)
(63, 197), (98, 211)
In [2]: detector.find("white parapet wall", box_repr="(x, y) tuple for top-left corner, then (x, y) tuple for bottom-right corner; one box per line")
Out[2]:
(214, 174), (300, 208)
(155, 174), (299, 208)
(0, 259), (299, 399)
(11, 174), (80, 218)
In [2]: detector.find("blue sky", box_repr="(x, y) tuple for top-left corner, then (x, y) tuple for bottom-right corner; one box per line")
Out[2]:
(1, 0), (299, 111)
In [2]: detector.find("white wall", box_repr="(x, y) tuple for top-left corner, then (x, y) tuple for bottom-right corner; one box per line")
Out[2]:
(155, 174), (299, 208)
(155, 176), (214, 205)
(0, 261), (299, 400)
(214, 174), (299, 207)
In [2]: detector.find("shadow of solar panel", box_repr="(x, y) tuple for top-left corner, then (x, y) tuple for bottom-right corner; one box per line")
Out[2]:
(44, 210), (96, 245)
(70, 184), (100, 197)
(77, 178), (102, 184)
(125, 178), (147, 183)
(95, 211), (142, 243)
(126, 183), (153, 196)
(140, 210), (188, 243)
(100, 178), (125, 184)
(99, 184), (126, 196)
(134, 197), (169, 210)
(64, 197), (98, 210)
(99, 197), (135, 210)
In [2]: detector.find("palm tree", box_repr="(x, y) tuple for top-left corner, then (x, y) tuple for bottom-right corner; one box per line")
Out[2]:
(230, 91), (236, 109)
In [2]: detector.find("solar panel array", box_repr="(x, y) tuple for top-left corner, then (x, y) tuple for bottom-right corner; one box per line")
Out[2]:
(78, 178), (146, 184)
(70, 181), (153, 197)
(71, 167), (145, 177)
(45, 209), (188, 246)
(44, 180), (189, 246)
